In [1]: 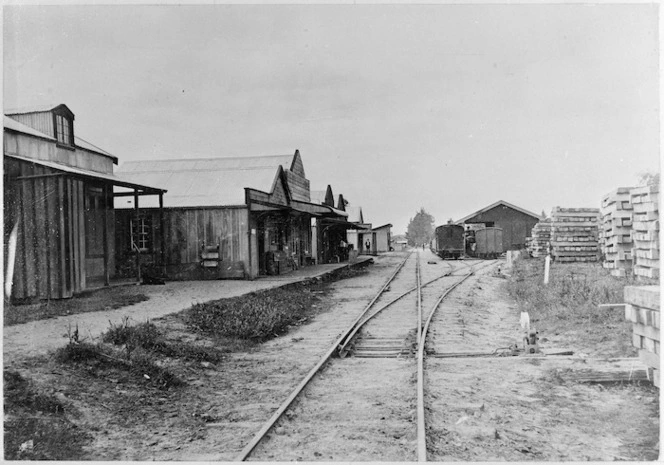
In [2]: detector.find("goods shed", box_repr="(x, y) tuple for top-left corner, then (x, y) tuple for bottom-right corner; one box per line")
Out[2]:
(456, 200), (542, 252)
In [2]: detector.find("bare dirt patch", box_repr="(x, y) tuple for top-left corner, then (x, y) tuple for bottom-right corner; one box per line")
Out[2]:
(425, 260), (659, 461)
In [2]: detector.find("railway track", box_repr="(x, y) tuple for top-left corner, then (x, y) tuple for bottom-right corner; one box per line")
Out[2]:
(235, 250), (499, 461)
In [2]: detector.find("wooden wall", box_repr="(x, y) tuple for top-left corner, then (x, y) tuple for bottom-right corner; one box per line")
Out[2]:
(115, 207), (250, 280)
(463, 205), (540, 251)
(4, 158), (116, 300)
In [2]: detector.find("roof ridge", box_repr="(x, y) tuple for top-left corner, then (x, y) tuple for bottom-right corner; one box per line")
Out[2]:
(122, 154), (293, 164)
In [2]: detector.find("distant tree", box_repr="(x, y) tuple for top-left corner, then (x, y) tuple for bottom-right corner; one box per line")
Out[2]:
(638, 171), (660, 187)
(406, 208), (435, 246)
(541, 209), (547, 219)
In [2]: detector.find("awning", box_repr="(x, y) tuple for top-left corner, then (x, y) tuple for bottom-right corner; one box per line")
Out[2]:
(320, 217), (370, 229)
(6, 154), (167, 195)
(249, 199), (350, 218)
(290, 199), (333, 216)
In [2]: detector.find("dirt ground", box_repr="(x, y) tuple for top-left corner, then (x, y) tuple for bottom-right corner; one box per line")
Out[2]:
(424, 263), (659, 461)
(3, 250), (660, 461)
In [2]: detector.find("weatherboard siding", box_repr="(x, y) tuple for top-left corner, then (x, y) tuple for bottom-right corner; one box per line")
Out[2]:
(115, 207), (249, 280)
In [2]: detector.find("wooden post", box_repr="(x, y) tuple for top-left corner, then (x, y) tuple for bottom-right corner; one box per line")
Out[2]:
(159, 192), (165, 276)
(134, 189), (141, 283)
(102, 184), (110, 286)
(544, 255), (551, 284)
(5, 218), (19, 301)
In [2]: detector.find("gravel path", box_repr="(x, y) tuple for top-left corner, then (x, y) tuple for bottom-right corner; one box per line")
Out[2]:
(3, 262), (358, 367)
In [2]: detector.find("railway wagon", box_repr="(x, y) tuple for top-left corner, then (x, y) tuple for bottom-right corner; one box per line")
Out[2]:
(475, 227), (504, 258)
(434, 224), (465, 259)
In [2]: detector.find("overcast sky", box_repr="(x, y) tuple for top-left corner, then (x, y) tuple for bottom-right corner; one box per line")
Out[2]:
(4, 3), (660, 234)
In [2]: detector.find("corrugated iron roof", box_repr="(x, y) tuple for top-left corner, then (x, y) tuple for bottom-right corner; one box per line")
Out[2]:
(5, 103), (65, 115)
(456, 200), (542, 224)
(4, 115), (118, 162)
(4, 115), (56, 141)
(116, 154), (296, 209)
(74, 136), (114, 158)
(6, 154), (166, 194)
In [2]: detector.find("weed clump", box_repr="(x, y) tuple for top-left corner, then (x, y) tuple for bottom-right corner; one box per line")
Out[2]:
(54, 341), (109, 364)
(102, 318), (225, 363)
(506, 255), (636, 357)
(186, 286), (319, 340)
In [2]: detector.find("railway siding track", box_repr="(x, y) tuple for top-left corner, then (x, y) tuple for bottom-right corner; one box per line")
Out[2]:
(237, 250), (499, 461)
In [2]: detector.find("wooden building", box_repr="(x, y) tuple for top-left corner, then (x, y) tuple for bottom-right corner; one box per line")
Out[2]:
(310, 186), (365, 264)
(372, 223), (393, 253)
(346, 205), (372, 252)
(114, 150), (344, 279)
(3, 104), (165, 301)
(456, 200), (542, 252)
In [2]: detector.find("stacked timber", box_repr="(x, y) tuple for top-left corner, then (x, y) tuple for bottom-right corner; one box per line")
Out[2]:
(550, 207), (600, 263)
(527, 219), (552, 258)
(624, 286), (660, 387)
(630, 184), (660, 280)
(600, 187), (634, 277)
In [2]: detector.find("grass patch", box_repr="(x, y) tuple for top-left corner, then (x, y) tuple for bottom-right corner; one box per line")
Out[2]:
(4, 286), (150, 326)
(185, 285), (321, 341)
(54, 340), (185, 390)
(4, 370), (91, 460)
(102, 318), (225, 363)
(506, 256), (638, 357)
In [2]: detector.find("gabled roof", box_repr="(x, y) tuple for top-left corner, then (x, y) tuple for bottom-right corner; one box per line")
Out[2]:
(346, 206), (364, 223)
(116, 152), (299, 208)
(336, 194), (347, 211)
(456, 200), (542, 224)
(373, 223), (392, 231)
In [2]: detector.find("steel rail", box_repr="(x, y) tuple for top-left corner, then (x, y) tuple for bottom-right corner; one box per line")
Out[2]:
(416, 251), (422, 345)
(337, 260), (461, 356)
(415, 259), (499, 461)
(234, 251), (412, 461)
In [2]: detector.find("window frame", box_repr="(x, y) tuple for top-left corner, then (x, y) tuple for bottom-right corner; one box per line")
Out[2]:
(53, 112), (75, 148)
(129, 216), (153, 253)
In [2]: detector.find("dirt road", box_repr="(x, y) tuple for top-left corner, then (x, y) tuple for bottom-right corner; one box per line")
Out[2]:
(3, 263), (348, 366)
